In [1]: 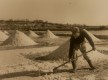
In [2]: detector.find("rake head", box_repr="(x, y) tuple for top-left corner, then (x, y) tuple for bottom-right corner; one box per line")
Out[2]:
(53, 67), (58, 73)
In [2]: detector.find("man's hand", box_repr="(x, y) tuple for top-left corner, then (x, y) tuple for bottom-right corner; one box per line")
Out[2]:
(69, 58), (73, 62)
(69, 59), (72, 62)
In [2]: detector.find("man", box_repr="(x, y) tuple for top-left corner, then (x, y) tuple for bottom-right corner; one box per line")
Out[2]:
(69, 27), (96, 73)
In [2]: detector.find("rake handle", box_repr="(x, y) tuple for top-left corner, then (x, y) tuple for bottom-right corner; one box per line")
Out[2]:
(53, 49), (93, 71)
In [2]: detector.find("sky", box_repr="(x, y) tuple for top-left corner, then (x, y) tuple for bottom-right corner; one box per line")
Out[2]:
(0, 0), (108, 25)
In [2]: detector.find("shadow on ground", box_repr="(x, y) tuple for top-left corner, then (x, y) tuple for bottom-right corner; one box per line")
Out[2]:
(0, 68), (93, 79)
(0, 69), (69, 79)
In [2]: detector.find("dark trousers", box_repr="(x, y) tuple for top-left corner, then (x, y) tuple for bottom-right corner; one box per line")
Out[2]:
(71, 42), (94, 70)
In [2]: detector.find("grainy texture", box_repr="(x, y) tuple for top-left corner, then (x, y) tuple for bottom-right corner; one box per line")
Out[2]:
(1, 30), (38, 46)
(27, 30), (39, 38)
(43, 30), (59, 39)
(0, 31), (8, 41)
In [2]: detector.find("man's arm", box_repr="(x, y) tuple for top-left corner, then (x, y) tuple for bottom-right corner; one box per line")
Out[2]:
(82, 30), (95, 50)
(69, 36), (74, 59)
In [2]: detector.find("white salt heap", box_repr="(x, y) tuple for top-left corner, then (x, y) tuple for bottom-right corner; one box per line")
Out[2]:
(36, 40), (70, 60)
(0, 30), (8, 41)
(43, 30), (59, 39)
(27, 30), (39, 38)
(83, 29), (101, 42)
(2, 30), (38, 46)
(37, 39), (108, 68)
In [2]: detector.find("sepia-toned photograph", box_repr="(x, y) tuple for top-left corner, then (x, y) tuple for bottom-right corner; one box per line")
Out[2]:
(0, 0), (108, 80)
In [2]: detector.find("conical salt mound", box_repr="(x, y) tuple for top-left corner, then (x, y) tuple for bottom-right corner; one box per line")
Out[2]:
(83, 29), (101, 41)
(36, 39), (108, 68)
(2, 30), (38, 46)
(0, 30), (8, 41)
(43, 30), (59, 39)
(36, 39), (70, 60)
(28, 30), (39, 38)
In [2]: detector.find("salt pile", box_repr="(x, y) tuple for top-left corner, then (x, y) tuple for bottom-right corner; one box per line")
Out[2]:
(43, 30), (59, 39)
(83, 29), (101, 41)
(27, 30), (39, 38)
(36, 40), (70, 60)
(0, 30), (8, 41)
(2, 30), (38, 46)
(36, 39), (108, 68)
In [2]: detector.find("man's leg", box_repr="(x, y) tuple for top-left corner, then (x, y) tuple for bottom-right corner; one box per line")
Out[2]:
(71, 48), (78, 72)
(80, 42), (95, 69)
